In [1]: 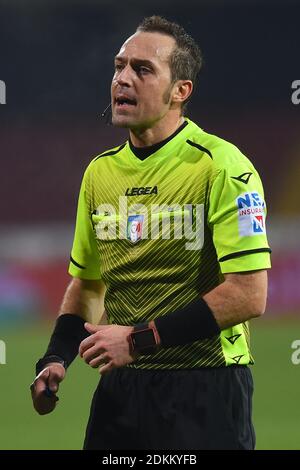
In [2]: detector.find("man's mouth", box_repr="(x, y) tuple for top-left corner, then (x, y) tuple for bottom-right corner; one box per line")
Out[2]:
(115, 96), (137, 108)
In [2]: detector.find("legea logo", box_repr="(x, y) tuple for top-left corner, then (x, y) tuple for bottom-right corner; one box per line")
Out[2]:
(0, 80), (6, 104)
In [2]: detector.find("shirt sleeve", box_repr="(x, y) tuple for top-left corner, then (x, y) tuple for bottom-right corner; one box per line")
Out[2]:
(208, 161), (271, 274)
(68, 172), (101, 280)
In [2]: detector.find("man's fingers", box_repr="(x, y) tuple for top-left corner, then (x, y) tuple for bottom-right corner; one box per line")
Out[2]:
(48, 375), (59, 393)
(33, 368), (50, 395)
(79, 324), (115, 356)
(43, 386), (59, 400)
(33, 393), (58, 415)
(99, 360), (114, 375)
(79, 335), (96, 357)
(31, 364), (64, 396)
(84, 322), (99, 334)
(82, 344), (105, 364)
(88, 353), (110, 369)
(30, 364), (66, 415)
(30, 374), (58, 415)
(47, 365), (65, 392)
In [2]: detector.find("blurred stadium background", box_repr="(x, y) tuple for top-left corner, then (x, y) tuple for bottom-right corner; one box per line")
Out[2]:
(0, 0), (300, 449)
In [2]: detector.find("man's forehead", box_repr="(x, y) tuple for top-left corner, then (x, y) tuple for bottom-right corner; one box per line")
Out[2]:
(116, 32), (175, 63)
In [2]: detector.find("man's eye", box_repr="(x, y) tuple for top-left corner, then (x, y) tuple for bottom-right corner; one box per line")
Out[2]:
(138, 67), (151, 74)
(115, 64), (124, 72)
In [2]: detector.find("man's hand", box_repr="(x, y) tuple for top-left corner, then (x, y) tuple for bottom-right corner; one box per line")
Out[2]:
(79, 323), (136, 374)
(30, 363), (65, 415)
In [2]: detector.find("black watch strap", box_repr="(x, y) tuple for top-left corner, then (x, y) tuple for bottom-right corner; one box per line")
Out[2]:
(134, 323), (148, 332)
(35, 355), (66, 376)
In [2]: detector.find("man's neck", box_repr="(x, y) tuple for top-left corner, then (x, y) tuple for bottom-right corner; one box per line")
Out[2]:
(129, 115), (185, 148)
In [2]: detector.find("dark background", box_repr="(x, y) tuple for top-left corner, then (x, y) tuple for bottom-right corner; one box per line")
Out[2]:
(0, 0), (299, 223)
(0, 0), (300, 450)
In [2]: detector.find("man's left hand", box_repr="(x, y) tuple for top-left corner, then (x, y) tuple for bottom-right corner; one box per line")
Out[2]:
(79, 323), (136, 374)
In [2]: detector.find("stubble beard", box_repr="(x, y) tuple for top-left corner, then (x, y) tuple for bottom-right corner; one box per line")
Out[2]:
(112, 82), (175, 130)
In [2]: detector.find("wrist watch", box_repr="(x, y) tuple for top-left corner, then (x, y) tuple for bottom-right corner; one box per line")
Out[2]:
(129, 323), (158, 355)
(35, 355), (66, 376)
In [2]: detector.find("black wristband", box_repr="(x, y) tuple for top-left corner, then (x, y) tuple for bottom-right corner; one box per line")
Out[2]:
(36, 355), (66, 376)
(154, 298), (220, 347)
(40, 314), (90, 369)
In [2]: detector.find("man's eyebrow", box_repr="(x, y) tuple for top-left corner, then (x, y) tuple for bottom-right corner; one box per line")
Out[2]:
(114, 56), (156, 68)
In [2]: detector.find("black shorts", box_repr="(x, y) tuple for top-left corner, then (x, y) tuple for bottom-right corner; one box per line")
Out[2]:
(83, 366), (255, 450)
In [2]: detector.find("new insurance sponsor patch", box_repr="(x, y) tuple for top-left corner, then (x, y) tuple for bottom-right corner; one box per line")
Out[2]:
(236, 192), (266, 236)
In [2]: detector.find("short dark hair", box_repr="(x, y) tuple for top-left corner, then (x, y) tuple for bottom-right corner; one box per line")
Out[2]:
(137, 16), (203, 110)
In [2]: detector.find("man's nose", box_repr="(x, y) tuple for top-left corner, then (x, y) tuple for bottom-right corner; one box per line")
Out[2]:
(116, 65), (133, 86)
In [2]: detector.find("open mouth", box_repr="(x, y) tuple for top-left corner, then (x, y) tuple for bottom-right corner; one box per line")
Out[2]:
(115, 97), (137, 107)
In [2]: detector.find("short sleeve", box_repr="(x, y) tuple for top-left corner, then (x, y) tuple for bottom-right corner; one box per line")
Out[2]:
(68, 173), (101, 279)
(208, 162), (271, 274)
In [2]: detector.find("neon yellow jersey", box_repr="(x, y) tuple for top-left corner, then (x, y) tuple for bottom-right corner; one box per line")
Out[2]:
(69, 118), (271, 369)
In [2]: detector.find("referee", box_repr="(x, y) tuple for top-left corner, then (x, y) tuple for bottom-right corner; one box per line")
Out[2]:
(30, 16), (271, 450)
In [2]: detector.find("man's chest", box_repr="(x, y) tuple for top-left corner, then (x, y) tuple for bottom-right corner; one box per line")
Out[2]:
(88, 156), (213, 209)
(87, 158), (213, 251)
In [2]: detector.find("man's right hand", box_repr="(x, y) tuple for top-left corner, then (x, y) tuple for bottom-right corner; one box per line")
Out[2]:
(30, 363), (66, 415)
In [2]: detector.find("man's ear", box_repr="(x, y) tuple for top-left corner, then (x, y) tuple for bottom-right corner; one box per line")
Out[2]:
(172, 80), (193, 105)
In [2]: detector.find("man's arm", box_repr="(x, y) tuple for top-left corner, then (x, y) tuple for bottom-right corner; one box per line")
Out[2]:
(153, 269), (268, 348)
(79, 269), (268, 374)
(203, 270), (267, 329)
(31, 278), (106, 415)
(59, 277), (107, 324)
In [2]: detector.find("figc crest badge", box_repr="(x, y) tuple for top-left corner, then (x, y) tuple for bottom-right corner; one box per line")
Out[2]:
(127, 215), (144, 243)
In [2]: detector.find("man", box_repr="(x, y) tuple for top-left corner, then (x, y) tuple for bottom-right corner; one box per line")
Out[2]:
(30, 16), (271, 450)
